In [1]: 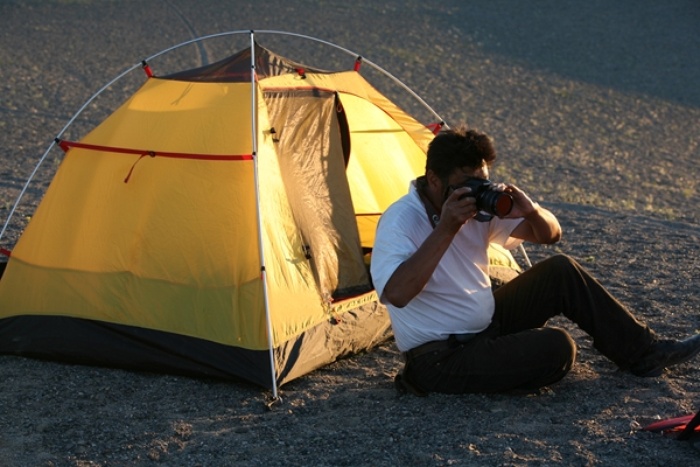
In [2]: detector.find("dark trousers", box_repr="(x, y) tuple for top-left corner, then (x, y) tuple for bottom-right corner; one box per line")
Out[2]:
(403, 255), (656, 394)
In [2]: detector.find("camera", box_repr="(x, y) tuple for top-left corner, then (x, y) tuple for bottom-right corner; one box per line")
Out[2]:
(450, 177), (513, 221)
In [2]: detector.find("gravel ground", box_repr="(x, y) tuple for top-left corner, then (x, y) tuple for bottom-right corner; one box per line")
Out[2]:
(1, 1), (700, 465)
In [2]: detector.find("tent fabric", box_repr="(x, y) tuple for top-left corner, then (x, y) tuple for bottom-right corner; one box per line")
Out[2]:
(0, 301), (391, 389)
(0, 42), (521, 389)
(162, 43), (328, 83)
(0, 78), (270, 349)
(263, 89), (370, 299)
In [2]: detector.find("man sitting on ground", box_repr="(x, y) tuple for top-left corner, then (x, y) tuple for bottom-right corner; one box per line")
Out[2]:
(370, 126), (700, 394)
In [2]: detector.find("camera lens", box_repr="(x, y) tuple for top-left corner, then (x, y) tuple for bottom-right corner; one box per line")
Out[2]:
(478, 191), (513, 217)
(493, 193), (513, 217)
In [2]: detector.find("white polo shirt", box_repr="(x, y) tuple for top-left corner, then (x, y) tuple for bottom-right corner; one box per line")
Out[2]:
(371, 181), (523, 352)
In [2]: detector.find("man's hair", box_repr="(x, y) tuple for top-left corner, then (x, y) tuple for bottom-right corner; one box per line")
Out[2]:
(426, 125), (497, 180)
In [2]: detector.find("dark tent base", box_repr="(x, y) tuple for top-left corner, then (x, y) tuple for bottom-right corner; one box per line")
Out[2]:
(0, 315), (273, 386)
(0, 300), (391, 389)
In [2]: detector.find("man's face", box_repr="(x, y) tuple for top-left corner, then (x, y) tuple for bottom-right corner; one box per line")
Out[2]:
(443, 161), (489, 189)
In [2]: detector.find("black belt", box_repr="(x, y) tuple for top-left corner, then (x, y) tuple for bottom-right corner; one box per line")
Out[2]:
(404, 333), (477, 361)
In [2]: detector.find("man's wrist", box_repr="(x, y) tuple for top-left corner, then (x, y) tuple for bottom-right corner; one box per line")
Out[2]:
(523, 203), (541, 219)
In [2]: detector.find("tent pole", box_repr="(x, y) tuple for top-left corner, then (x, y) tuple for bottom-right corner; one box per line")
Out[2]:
(248, 31), (280, 401)
(518, 244), (533, 269)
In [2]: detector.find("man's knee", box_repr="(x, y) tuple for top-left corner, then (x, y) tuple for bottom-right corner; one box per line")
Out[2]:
(519, 327), (577, 371)
(540, 254), (579, 272)
(549, 327), (577, 368)
(535, 254), (589, 285)
(535, 327), (577, 387)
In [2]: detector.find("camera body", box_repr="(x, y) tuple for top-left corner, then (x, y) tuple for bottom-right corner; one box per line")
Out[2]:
(451, 177), (514, 221)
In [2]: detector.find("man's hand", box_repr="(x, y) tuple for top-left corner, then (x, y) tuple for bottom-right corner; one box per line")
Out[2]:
(439, 186), (477, 233)
(503, 184), (562, 244)
(500, 184), (539, 219)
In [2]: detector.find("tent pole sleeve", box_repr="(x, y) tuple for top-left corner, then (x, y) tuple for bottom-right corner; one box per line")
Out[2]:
(353, 56), (362, 71)
(141, 60), (154, 78)
(248, 31), (280, 400)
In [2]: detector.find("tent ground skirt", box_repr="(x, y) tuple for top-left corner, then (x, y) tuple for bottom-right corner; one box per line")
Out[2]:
(0, 300), (391, 388)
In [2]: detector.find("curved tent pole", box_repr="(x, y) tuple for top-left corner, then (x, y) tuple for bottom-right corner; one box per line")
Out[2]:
(0, 62), (144, 244)
(142, 28), (446, 125)
(0, 29), (447, 246)
(0, 29), (245, 245)
(141, 29), (250, 63)
(252, 30), (446, 125)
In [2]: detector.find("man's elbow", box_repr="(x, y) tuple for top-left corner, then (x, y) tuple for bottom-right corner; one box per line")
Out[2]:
(382, 288), (410, 308)
(543, 229), (562, 244)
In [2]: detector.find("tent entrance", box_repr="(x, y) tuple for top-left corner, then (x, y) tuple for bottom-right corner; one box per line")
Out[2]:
(263, 89), (371, 301)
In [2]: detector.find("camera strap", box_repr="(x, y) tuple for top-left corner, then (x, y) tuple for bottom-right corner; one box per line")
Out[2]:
(416, 176), (440, 229)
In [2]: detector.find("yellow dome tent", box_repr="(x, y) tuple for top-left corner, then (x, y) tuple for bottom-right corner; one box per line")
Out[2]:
(0, 31), (522, 397)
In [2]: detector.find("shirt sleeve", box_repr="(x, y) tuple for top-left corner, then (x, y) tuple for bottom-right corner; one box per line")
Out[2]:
(370, 203), (426, 301)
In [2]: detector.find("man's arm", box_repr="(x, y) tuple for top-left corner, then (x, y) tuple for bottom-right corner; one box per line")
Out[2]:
(505, 184), (561, 244)
(381, 224), (455, 308)
(509, 205), (561, 244)
(382, 189), (474, 308)
(381, 184), (560, 307)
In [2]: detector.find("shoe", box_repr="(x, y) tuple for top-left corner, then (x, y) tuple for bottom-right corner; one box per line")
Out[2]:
(631, 334), (700, 377)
